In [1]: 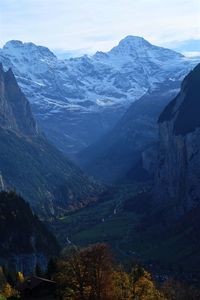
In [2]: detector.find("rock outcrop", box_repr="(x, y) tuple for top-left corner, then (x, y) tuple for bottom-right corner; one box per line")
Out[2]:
(0, 63), (38, 136)
(155, 64), (200, 215)
(0, 191), (60, 274)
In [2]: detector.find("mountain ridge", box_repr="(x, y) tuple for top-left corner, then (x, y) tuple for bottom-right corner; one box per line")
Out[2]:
(0, 36), (196, 157)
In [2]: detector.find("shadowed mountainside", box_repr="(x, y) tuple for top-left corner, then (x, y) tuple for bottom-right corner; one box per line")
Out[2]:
(0, 63), (102, 216)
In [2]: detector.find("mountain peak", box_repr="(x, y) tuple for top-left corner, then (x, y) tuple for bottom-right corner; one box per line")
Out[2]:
(119, 35), (151, 46)
(3, 40), (23, 49)
(3, 40), (56, 60)
(109, 35), (152, 55)
(108, 35), (184, 61)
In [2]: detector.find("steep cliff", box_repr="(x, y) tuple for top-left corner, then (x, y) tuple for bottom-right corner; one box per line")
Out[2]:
(0, 191), (59, 274)
(0, 64), (101, 216)
(156, 63), (200, 215)
(0, 62), (38, 136)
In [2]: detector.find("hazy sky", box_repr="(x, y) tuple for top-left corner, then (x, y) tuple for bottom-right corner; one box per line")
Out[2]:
(0, 0), (200, 54)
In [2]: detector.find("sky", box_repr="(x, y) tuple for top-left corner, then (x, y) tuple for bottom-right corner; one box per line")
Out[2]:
(0, 0), (200, 56)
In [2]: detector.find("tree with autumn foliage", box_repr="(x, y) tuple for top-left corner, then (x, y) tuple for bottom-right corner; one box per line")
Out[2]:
(112, 268), (132, 300)
(54, 243), (167, 300)
(54, 243), (113, 300)
(1, 282), (19, 298)
(131, 267), (166, 300)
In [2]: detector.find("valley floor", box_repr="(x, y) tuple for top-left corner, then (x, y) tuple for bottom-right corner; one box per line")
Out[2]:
(49, 183), (200, 284)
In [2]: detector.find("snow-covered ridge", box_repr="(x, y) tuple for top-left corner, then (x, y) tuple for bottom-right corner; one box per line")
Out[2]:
(0, 36), (195, 110)
(0, 36), (197, 155)
(3, 40), (56, 60)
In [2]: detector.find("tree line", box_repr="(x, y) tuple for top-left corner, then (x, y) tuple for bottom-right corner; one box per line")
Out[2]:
(0, 243), (200, 299)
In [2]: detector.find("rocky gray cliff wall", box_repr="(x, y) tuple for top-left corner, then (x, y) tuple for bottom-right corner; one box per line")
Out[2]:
(0, 63), (38, 136)
(155, 64), (200, 216)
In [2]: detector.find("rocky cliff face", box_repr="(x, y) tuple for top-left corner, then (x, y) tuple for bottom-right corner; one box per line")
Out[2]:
(0, 191), (60, 274)
(0, 63), (38, 136)
(155, 64), (200, 215)
(0, 64), (101, 216)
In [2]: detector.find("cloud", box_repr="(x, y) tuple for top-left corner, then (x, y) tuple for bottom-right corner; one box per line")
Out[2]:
(0, 0), (199, 53)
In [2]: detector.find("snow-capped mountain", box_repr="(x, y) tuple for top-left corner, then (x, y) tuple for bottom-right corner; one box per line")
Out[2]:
(0, 36), (197, 156)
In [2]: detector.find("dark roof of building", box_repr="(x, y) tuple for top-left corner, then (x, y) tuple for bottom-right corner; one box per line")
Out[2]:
(17, 276), (56, 291)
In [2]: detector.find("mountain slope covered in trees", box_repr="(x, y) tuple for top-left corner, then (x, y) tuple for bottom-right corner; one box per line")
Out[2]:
(0, 64), (101, 216)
